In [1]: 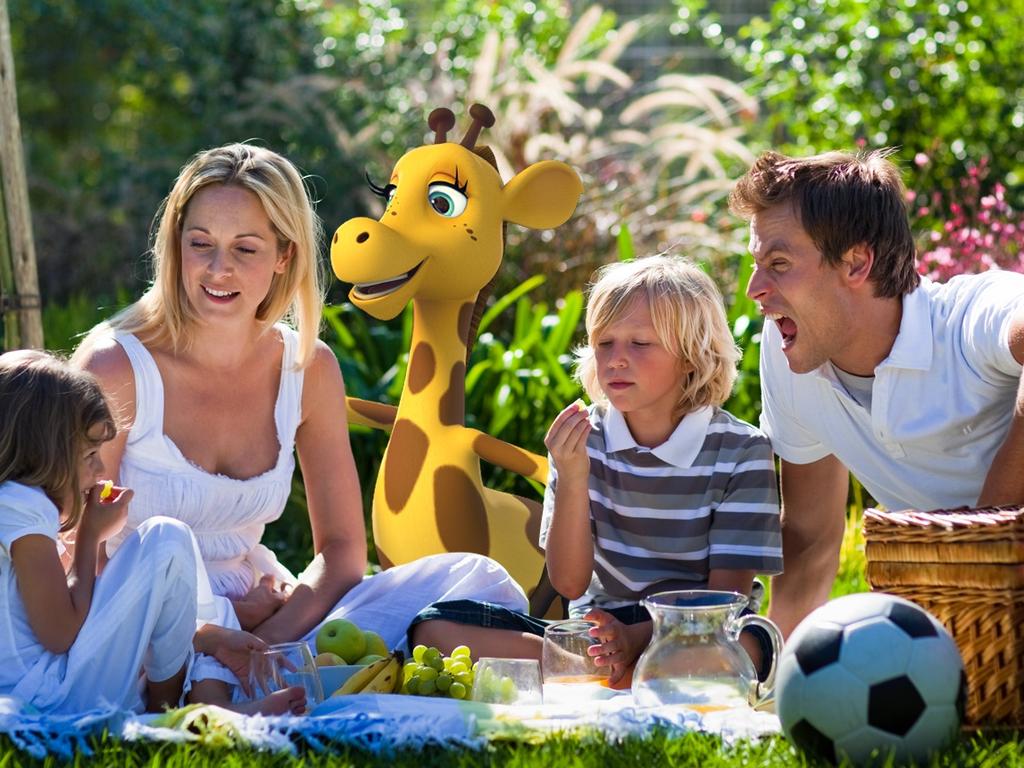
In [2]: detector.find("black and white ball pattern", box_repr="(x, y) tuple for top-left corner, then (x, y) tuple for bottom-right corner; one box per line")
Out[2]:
(777, 593), (965, 766)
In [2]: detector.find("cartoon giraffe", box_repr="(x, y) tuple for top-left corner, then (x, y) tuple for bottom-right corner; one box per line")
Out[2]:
(330, 104), (582, 616)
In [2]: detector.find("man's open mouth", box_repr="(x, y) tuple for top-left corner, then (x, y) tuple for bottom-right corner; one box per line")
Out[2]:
(353, 261), (424, 298)
(765, 312), (797, 345)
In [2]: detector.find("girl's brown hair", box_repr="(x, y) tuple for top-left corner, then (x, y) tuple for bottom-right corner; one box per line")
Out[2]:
(0, 350), (116, 531)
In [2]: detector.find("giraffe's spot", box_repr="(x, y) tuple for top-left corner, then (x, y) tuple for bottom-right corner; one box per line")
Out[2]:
(390, 210), (397, 216)
(439, 361), (466, 426)
(350, 399), (397, 427)
(470, 236), (478, 241)
(384, 419), (428, 512)
(434, 466), (489, 554)
(517, 495), (545, 556)
(407, 342), (435, 394)
(457, 302), (474, 345)
(332, 232), (338, 244)
(375, 543), (394, 570)
(471, 434), (540, 477)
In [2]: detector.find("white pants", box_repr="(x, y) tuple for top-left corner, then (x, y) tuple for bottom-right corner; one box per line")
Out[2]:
(15, 517), (198, 713)
(301, 551), (529, 651)
(194, 552), (527, 694)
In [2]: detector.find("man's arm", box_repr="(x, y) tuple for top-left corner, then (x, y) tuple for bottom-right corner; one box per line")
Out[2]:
(768, 455), (849, 639)
(977, 308), (1024, 507)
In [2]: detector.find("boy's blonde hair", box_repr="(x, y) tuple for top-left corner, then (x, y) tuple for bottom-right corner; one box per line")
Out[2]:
(0, 350), (117, 532)
(79, 143), (324, 368)
(575, 255), (740, 416)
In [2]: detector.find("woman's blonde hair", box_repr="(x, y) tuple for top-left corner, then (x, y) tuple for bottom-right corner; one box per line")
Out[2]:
(575, 255), (740, 416)
(0, 350), (117, 532)
(81, 143), (324, 367)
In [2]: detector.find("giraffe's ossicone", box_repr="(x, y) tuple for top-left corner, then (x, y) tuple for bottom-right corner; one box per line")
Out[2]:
(330, 104), (583, 617)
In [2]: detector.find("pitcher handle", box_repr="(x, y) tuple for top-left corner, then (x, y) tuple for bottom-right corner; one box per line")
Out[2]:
(734, 613), (783, 703)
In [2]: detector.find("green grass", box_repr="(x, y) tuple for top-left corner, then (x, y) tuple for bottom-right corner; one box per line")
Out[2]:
(3, 728), (1024, 768)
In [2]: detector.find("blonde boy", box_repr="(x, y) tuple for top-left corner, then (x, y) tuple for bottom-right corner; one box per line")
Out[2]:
(411, 256), (782, 684)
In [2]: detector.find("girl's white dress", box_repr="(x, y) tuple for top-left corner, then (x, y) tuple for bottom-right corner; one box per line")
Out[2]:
(0, 482), (204, 713)
(106, 328), (527, 689)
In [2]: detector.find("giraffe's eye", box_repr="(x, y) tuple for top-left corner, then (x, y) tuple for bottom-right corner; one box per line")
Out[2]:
(427, 183), (468, 218)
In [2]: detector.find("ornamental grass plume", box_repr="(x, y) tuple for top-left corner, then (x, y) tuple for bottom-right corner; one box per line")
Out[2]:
(916, 157), (1024, 282)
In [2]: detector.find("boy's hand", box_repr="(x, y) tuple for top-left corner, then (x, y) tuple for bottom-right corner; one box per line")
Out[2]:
(79, 483), (132, 544)
(545, 402), (592, 481)
(584, 608), (652, 687)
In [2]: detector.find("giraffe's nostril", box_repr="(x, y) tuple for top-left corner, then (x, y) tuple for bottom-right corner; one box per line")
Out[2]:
(356, 232), (369, 243)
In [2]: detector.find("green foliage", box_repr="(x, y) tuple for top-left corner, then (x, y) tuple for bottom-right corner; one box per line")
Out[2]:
(687, 0), (1024, 205)
(468, 281), (585, 474)
(41, 291), (132, 355)
(722, 254), (762, 427)
(12, 0), (360, 305)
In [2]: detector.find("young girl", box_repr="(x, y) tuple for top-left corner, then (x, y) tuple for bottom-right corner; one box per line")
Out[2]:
(411, 255), (782, 685)
(0, 349), (201, 713)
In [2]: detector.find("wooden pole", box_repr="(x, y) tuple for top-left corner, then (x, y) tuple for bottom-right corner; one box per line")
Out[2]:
(0, 0), (42, 350)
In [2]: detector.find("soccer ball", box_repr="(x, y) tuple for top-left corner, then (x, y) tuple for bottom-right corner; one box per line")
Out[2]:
(777, 593), (965, 766)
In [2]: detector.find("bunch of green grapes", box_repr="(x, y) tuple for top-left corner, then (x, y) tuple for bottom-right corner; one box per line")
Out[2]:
(402, 644), (475, 699)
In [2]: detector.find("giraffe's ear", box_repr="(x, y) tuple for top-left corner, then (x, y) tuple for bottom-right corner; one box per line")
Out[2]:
(501, 161), (583, 230)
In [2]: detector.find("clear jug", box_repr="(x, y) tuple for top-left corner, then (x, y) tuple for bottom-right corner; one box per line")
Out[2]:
(631, 590), (782, 711)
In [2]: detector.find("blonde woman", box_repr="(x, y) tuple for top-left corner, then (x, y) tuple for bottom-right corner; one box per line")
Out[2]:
(410, 255), (782, 686)
(74, 143), (527, 708)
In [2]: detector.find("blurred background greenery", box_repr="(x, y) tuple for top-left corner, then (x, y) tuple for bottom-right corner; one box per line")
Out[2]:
(7, 0), (1022, 571)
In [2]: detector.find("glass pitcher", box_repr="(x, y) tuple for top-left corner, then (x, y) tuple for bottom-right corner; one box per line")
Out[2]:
(631, 590), (782, 711)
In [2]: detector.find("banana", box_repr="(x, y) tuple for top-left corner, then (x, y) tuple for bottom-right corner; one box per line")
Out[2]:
(333, 655), (393, 695)
(360, 653), (401, 693)
(332, 650), (405, 695)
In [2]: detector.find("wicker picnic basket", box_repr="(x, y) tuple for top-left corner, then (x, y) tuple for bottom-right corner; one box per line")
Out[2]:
(863, 506), (1024, 727)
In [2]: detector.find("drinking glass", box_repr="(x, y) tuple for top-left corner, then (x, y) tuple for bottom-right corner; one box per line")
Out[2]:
(541, 619), (612, 704)
(248, 641), (323, 712)
(471, 658), (543, 705)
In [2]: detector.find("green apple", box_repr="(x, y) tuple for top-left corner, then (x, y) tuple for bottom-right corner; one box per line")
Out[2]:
(362, 630), (389, 658)
(315, 651), (344, 667)
(315, 618), (367, 663)
(354, 653), (385, 666)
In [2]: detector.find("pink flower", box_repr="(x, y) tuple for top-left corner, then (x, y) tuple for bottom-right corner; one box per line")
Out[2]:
(914, 158), (1022, 281)
(914, 152), (929, 167)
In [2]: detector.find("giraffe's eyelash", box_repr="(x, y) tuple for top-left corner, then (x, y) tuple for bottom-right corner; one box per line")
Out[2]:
(451, 167), (469, 196)
(366, 172), (395, 200)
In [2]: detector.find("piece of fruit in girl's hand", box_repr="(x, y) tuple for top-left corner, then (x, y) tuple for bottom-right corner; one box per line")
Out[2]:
(99, 480), (114, 500)
(572, 399), (587, 412)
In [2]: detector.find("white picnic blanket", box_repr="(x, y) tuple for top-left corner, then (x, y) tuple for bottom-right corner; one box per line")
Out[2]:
(0, 690), (780, 757)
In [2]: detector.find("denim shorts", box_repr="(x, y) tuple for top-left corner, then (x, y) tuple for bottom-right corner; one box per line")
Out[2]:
(409, 599), (775, 681)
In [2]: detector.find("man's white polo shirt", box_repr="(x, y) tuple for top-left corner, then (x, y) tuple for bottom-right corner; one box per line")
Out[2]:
(759, 271), (1024, 511)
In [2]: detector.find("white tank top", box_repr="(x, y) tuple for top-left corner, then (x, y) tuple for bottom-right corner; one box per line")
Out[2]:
(107, 326), (304, 599)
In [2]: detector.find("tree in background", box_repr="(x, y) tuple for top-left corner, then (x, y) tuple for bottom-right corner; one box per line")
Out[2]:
(15, 1), (757, 311)
(13, 0), (355, 308)
(683, 0), (1024, 205)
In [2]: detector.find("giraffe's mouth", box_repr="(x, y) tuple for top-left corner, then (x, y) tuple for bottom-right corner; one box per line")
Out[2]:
(352, 260), (425, 298)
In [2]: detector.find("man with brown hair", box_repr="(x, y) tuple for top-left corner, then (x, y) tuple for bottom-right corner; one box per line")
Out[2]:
(730, 149), (1024, 638)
